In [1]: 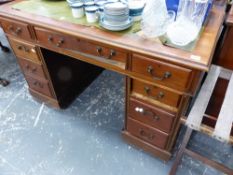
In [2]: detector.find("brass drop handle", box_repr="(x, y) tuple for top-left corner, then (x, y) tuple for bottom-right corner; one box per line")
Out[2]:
(31, 67), (37, 72)
(8, 25), (22, 35)
(33, 81), (38, 86)
(17, 45), (29, 53)
(48, 35), (53, 42)
(56, 38), (64, 47)
(96, 46), (102, 55)
(15, 27), (22, 35)
(8, 25), (14, 31)
(144, 86), (165, 100)
(135, 107), (160, 121)
(33, 81), (43, 88)
(108, 49), (116, 59)
(17, 45), (23, 50)
(25, 64), (37, 73)
(25, 64), (30, 70)
(48, 36), (64, 47)
(139, 129), (155, 141)
(147, 66), (171, 81)
(24, 47), (29, 52)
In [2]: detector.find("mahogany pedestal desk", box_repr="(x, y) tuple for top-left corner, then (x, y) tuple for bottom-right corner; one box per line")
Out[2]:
(0, 0), (225, 161)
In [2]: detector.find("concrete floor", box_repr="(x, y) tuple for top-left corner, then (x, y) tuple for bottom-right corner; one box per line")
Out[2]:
(0, 29), (232, 175)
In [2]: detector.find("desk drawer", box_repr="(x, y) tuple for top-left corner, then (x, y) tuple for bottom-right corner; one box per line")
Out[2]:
(131, 54), (192, 91)
(18, 57), (46, 79)
(1, 19), (32, 41)
(132, 80), (182, 108)
(129, 98), (176, 133)
(79, 40), (127, 64)
(25, 75), (53, 98)
(8, 38), (40, 63)
(127, 118), (169, 149)
(35, 27), (77, 50)
(34, 27), (127, 64)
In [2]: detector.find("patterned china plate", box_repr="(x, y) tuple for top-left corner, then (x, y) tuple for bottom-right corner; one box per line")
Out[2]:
(100, 17), (133, 31)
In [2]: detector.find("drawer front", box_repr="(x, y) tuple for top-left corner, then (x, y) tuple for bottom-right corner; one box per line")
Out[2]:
(1, 19), (32, 41)
(25, 75), (53, 98)
(79, 40), (127, 64)
(18, 58), (46, 79)
(131, 54), (192, 91)
(129, 98), (176, 133)
(34, 27), (127, 64)
(35, 27), (77, 50)
(8, 38), (40, 63)
(127, 118), (169, 149)
(132, 80), (182, 107)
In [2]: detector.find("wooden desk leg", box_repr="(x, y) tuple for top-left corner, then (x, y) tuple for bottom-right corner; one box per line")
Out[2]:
(169, 128), (193, 175)
(0, 41), (10, 53)
(0, 78), (10, 87)
(0, 41), (10, 87)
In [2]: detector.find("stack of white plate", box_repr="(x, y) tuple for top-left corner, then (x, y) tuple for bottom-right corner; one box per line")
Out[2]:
(100, 2), (133, 31)
(67, 0), (94, 6)
(67, 0), (78, 6)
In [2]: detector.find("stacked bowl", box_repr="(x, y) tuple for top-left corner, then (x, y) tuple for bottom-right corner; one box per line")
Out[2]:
(100, 2), (133, 31)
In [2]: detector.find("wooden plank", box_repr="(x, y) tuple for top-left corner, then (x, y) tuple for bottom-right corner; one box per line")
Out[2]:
(219, 67), (232, 80)
(169, 128), (193, 175)
(213, 72), (233, 142)
(186, 65), (221, 130)
(181, 117), (233, 144)
(185, 149), (233, 175)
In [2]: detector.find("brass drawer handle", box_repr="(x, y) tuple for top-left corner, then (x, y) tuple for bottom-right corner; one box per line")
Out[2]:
(17, 45), (30, 53)
(25, 64), (30, 70)
(33, 81), (43, 88)
(108, 49), (116, 59)
(48, 35), (64, 47)
(139, 129), (155, 141)
(31, 67), (37, 73)
(15, 27), (22, 35)
(17, 45), (23, 50)
(8, 25), (13, 31)
(144, 86), (165, 100)
(24, 47), (30, 52)
(96, 46), (102, 55)
(147, 66), (171, 81)
(135, 107), (160, 121)
(56, 38), (64, 47)
(26, 64), (37, 73)
(8, 25), (22, 35)
(48, 35), (53, 42)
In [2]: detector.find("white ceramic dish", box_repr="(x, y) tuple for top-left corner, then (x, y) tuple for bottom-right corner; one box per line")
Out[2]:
(84, 1), (95, 7)
(104, 2), (128, 12)
(166, 18), (199, 46)
(100, 17), (133, 31)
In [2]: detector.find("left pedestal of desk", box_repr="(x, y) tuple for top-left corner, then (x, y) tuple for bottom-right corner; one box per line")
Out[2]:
(1, 18), (60, 108)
